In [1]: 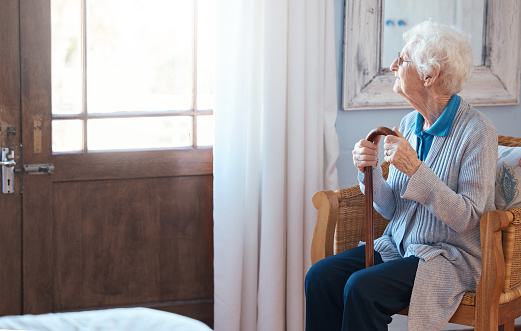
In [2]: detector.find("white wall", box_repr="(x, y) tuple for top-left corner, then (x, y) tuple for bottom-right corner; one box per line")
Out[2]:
(333, 0), (521, 329)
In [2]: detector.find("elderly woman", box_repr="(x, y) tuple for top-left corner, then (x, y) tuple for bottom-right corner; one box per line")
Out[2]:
(305, 21), (497, 331)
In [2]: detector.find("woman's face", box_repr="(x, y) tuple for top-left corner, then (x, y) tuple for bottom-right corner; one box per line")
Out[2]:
(390, 46), (424, 102)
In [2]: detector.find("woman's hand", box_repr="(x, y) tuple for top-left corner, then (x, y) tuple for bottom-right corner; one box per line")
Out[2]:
(352, 135), (382, 172)
(383, 127), (422, 177)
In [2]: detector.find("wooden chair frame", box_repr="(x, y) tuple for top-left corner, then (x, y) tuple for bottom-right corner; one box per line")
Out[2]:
(311, 135), (521, 331)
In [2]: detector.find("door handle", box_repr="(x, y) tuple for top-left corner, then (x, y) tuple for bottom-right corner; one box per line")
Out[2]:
(1, 148), (16, 193)
(0, 160), (16, 167)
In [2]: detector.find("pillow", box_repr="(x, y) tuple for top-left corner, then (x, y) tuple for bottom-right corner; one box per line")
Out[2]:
(496, 146), (521, 210)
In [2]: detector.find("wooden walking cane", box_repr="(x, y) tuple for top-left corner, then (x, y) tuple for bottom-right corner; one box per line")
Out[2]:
(364, 127), (397, 268)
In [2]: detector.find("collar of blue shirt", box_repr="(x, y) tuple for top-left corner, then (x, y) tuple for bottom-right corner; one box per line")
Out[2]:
(411, 94), (461, 161)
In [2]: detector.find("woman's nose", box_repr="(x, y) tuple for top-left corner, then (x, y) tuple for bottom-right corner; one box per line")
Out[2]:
(390, 58), (398, 72)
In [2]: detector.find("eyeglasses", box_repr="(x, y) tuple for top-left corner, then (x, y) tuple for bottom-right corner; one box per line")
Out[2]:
(397, 52), (412, 66)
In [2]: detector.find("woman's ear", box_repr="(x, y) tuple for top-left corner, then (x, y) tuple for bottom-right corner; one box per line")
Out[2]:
(423, 67), (440, 87)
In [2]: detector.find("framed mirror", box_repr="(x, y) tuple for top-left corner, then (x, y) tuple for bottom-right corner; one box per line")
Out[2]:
(342, 0), (521, 110)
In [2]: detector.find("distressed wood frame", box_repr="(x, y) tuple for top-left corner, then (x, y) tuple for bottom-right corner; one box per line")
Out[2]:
(342, 0), (521, 110)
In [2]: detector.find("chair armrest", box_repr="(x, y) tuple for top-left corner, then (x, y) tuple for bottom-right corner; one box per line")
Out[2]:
(310, 185), (367, 265)
(475, 209), (514, 330)
(311, 190), (342, 265)
(501, 207), (521, 293)
(310, 163), (390, 265)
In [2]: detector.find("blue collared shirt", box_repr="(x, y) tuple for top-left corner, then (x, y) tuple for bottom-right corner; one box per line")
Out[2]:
(411, 94), (460, 161)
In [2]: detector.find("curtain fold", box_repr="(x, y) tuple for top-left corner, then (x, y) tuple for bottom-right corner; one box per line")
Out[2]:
(214, 1), (339, 330)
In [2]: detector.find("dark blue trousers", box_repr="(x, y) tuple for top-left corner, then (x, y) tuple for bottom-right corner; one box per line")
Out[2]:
(305, 246), (419, 331)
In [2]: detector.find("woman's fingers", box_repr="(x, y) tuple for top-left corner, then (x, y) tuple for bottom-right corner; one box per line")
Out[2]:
(392, 126), (403, 138)
(353, 139), (379, 171)
(382, 131), (421, 177)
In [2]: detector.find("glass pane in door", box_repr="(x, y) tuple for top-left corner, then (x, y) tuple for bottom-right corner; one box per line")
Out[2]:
(87, 116), (192, 151)
(86, 0), (194, 113)
(51, 0), (82, 115)
(197, 0), (216, 110)
(52, 120), (83, 152)
(196, 115), (214, 147)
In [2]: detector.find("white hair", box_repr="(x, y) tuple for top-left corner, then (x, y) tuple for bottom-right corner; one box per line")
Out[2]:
(403, 20), (474, 95)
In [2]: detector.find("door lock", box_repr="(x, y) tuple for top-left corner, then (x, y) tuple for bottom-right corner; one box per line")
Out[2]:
(1, 148), (16, 194)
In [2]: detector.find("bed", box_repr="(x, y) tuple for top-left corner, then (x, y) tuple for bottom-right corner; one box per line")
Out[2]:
(0, 307), (212, 331)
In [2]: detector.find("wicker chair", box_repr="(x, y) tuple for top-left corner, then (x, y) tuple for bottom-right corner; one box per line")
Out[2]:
(311, 135), (521, 331)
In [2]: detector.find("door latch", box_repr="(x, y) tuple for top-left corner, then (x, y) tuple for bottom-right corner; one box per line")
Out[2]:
(1, 148), (16, 193)
(23, 164), (55, 175)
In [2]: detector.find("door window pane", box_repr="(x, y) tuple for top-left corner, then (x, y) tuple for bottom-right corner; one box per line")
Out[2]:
(86, 0), (193, 113)
(87, 117), (192, 151)
(51, 1), (82, 115)
(53, 120), (83, 152)
(197, 0), (216, 110)
(197, 115), (214, 146)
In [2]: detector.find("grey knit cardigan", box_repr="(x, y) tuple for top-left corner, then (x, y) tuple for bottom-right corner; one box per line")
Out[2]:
(357, 99), (498, 330)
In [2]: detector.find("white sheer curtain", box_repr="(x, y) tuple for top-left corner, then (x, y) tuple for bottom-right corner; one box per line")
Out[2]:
(213, 1), (339, 330)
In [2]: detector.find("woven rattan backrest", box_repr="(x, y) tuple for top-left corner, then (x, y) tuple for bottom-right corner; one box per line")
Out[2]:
(498, 135), (521, 147)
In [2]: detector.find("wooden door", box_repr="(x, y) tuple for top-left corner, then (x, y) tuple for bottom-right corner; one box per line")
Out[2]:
(0, 0), (22, 317)
(18, 1), (214, 326)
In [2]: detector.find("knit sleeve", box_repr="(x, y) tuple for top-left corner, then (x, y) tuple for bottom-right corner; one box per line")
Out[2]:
(401, 117), (497, 234)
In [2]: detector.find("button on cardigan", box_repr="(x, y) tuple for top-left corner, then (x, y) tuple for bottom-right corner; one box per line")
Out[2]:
(358, 99), (498, 330)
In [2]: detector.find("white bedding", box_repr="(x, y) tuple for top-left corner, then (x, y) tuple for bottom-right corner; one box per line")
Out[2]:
(0, 307), (212, 331)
